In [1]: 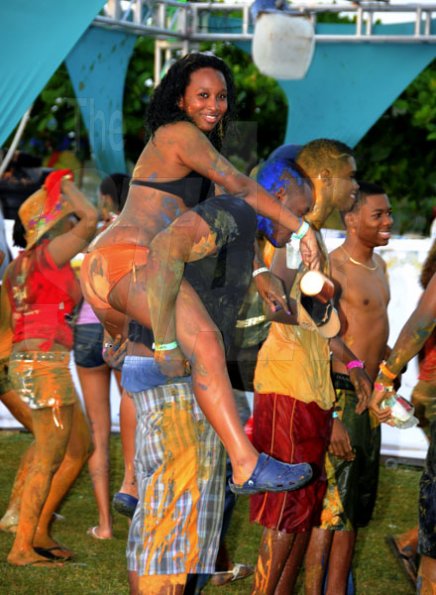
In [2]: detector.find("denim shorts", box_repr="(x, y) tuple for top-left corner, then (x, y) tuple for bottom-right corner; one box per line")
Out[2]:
(121, 355), (192, 393)
(73, 323), (105, 368)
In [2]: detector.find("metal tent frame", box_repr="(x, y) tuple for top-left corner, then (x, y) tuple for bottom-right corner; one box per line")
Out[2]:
(96, 1), (436, 82)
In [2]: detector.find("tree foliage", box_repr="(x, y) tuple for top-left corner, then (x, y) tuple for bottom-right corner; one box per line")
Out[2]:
(355, 59), (436, 235)
(6, 37), (435, 235)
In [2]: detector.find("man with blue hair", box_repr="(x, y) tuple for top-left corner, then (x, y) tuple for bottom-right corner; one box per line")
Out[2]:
(250, 138), (372, 594)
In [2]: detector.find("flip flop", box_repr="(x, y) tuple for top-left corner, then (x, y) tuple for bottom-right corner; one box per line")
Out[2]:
(228, 453), (313, 495)
(87, 526), (112, 540)
(34, 545), (73, 560)
(209, 563), (255, 586)
(386, 535), (418, 587)
(112, 492), (138, 519)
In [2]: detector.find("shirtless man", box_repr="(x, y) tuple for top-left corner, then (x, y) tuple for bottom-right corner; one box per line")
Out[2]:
(250, 140), (373, 595)
(304, 181), (393, 594)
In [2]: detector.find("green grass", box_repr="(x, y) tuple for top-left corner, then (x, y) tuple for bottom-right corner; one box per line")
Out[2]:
(0, 430), (419, 594)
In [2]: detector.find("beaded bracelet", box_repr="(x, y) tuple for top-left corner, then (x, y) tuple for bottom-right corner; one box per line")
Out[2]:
(252, 266), (269, 279)
(346, 359), (364, 370)
(291, 220), (309, 241)
(152, 341), (178, 351)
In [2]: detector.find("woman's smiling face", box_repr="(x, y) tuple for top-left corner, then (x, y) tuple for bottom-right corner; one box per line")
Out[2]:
(178, 67), (228, 133)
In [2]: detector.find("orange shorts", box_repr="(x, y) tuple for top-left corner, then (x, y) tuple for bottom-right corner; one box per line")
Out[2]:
(80, 244), (149, 311)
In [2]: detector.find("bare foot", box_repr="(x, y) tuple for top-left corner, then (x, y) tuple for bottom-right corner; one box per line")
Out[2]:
(7, 549), (64, 567)
(0, 510), (19, 533)
(87, 526), (112, 540)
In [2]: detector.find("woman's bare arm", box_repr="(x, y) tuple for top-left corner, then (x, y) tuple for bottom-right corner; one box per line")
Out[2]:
(48, 179), (98, 267)
(157, 122), (320, 270)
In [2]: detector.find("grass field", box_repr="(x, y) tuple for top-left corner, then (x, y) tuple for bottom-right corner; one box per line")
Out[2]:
(0, 430), (419, 594)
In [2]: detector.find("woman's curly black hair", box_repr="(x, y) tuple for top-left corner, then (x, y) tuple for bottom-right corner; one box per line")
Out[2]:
(146, 52), (237, 151)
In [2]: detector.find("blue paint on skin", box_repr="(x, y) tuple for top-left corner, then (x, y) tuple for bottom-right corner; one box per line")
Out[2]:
(256, 157), (305, 247)
(157, 196), (183, 226)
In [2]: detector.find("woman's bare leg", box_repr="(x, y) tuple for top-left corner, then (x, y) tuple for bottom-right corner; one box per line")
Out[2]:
(0, 389), (34, 532)
(7, 405), (74, 566)
(118, 388), (138, 498)
(33, 401), (92, 550)
(112, 273), (258, 486)
(77, 364), (113, 538)
(0, 443), (35, 533)
(1, 388), (33, 430)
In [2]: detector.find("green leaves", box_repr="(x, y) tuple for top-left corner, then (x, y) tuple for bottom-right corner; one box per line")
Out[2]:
(356, 59), (436, 235)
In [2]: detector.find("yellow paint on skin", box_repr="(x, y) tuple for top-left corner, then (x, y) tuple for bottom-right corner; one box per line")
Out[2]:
(190, 232), (217, 259)
(138, 573), (186, 594)
(253, 530), (274, 594)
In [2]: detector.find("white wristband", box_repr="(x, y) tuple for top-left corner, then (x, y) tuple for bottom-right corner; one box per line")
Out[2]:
(291, 220), (310, 241)
(252, 266), (269, 278)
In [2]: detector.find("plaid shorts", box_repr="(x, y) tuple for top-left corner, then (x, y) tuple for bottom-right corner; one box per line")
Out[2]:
(126, 382), (225, 577)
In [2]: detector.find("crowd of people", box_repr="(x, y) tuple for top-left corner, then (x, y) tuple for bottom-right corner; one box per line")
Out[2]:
(0, 52), (434, 594)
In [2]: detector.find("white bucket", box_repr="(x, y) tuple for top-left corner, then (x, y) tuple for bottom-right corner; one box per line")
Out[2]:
(252, 13), (315, 80)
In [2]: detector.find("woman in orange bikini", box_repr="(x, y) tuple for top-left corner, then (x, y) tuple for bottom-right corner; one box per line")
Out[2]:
(81, 53), (319, 494)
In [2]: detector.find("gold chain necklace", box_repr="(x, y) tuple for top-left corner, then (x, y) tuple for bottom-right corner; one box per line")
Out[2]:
(341, 246), (378, 271)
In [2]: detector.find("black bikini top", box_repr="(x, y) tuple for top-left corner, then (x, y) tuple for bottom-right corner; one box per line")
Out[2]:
(130, 171), (213, 208)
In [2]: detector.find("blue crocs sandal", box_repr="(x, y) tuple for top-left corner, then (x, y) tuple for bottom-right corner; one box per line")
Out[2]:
(112, 492), (138, 519)
(228, 453), (312, 495)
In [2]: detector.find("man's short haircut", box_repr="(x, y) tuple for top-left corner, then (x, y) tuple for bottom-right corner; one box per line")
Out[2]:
(296, 138), (354, 177)
(340, 180), (386, 223)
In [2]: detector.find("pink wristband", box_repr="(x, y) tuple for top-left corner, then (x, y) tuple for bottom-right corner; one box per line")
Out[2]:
(346, 359), (364, 370)
(374, 382), (394, 392)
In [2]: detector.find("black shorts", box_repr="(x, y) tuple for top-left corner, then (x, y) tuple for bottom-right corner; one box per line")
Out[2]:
(184, 196), (257, 351)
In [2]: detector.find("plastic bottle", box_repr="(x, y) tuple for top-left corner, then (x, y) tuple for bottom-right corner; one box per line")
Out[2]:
(381, 394), (419, 429)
